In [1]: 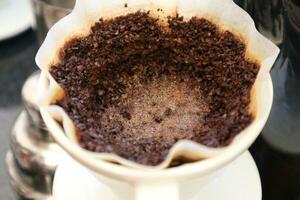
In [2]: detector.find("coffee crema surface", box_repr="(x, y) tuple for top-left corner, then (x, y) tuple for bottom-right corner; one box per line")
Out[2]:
(50, 12), (259, 166)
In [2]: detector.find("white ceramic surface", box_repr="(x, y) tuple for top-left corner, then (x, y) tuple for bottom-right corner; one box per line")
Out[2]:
(0, 0), (32, 41)
(53, 151), (261, 200)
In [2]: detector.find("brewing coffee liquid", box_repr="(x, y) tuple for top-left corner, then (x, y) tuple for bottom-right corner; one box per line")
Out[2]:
(234, 0), (300, 199)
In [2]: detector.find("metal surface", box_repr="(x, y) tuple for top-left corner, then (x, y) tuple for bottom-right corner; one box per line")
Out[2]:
(3, 2), (75, 198)
(30, 0), (75, 44)
(10, 111), (63, 175)
(22, 71), (53, 142)
(6, 151), (52, 200)
(5, 71), (64, 199)
(0, 30), (38, 200)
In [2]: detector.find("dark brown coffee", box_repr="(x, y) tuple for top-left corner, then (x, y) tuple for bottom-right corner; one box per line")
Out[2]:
(50, 11), (259, 166)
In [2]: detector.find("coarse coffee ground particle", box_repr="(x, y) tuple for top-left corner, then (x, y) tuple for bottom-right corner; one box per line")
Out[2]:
(50, 11), (259, 166)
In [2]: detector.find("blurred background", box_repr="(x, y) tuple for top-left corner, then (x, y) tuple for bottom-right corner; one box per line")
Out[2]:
(0, 0), (74, 199)
(0, 0), (299, 199)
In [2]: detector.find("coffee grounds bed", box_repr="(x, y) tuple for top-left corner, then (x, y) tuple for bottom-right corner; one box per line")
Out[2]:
(50, 11), (259, 166)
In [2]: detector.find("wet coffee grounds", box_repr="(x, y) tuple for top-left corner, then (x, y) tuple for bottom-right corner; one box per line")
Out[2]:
(50, 11), (259, 166)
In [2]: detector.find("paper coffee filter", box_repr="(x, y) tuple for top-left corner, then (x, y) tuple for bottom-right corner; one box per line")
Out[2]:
(37, 0), (279, 170)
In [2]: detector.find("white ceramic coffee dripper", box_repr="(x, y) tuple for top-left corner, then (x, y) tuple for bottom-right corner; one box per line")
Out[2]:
(37, 0), (279, 199)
